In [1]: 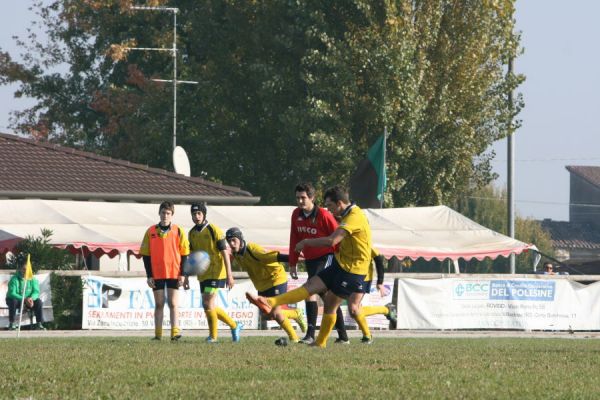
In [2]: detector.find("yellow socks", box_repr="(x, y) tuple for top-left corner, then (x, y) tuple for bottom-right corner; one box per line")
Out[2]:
(361, 305), (389, 318)
(354, 312), (370, 339)
(282, 309), (299, 320)
(216, 307), (237, 329)
(171, 326), (181, 339)
(154, 326), (163, 339)
(280, 318), (299, 342)
(206, 309), (218, 339)
(268, 286), (310, 308)
(315, 313), (336, 348)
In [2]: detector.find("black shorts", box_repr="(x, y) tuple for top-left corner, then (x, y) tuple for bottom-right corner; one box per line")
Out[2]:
(305, 253), (334, 278)
(153, 279), (179, 290)
(200, 279), (226, 293)
(258, 282), (288, 297)
(363, 280), (372, 294)
(317, 257), (366, 299)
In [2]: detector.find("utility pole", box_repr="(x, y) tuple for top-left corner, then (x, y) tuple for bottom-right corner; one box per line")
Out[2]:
(127, 6), (198, 152)
(507, 56), (516, 274)
(380, 126), (388, 209)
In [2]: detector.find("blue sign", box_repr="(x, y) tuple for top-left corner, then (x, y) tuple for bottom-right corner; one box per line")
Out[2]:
(489, 280), (555, 301)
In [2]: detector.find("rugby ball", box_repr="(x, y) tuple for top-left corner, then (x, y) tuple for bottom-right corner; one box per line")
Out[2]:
(183, 251), (210, 276)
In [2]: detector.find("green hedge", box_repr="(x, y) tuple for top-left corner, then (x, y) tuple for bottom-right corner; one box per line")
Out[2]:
(49, 274), (83, 330)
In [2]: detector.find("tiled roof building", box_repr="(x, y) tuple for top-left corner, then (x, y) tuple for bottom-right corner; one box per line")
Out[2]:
(538, 166), (600, 272)
(0, 132), (259, 204)
(540, 219), (600, 263)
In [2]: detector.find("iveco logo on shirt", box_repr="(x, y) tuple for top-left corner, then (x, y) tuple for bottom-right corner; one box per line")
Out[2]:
(297, 226), (318, 234)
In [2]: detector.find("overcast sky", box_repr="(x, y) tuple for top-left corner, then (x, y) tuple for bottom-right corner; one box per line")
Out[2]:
(2, 1), (599, 222)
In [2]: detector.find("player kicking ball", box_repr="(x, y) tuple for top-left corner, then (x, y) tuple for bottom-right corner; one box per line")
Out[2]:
(226, 227), (307, 346)
(247, 186), (372, 348)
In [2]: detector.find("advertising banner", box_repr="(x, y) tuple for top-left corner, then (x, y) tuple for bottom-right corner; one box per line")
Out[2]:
(0, 273), (54, 326)
(265, 274), (394, 330)
(396, 278), (600, 330)
(82, 276), (258, 330)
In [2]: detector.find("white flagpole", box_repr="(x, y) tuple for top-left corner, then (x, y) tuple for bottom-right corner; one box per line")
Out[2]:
(16, 278), (29, 338)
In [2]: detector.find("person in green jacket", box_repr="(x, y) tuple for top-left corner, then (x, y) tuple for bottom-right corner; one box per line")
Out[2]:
(5, 262), (45, 330)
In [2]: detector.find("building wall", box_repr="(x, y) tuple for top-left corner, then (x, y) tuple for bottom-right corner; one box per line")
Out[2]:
(570, 174), (600, 228)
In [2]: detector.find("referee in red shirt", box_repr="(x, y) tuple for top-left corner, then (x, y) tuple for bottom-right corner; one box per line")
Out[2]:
(289, 183), (350, 344)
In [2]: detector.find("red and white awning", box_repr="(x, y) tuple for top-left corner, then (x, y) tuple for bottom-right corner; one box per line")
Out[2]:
(0, 200), (535, 261)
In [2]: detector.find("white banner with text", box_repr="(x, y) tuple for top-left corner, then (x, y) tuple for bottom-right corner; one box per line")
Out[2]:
(82, 276), (259, 330)
(396, 278), (600, 330)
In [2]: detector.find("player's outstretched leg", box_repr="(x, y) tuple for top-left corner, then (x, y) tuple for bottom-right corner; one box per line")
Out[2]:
(385, 303), (397, 324)
(247, 286), (310, 315)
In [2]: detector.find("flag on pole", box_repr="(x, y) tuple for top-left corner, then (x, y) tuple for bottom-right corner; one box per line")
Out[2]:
(349, 131), (387, 208)
(24, 254), (33, 280)
(17, 254), (33, 337)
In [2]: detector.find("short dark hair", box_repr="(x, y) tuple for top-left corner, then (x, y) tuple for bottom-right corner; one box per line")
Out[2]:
(295, 183), (315, 198)
(543, 262), (553, 269)
(323, 186), (349, 204)
(159, 201), (175, 214)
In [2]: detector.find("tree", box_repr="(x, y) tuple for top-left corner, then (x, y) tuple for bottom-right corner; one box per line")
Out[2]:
(0, 1), (522, 205)
(3, 229), (74, 271)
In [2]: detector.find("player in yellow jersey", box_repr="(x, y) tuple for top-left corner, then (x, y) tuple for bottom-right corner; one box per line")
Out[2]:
(247, 186), (372, 348)
(356, 249), (397, 344)
(225, 227), (307, 346)
(184, 203), (242, 343)
(140, 201), (190, 341)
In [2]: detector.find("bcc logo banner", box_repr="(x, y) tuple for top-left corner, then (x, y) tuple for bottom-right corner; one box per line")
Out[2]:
(453, 281), (490, 300)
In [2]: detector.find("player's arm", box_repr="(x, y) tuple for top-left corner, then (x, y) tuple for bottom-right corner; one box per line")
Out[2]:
(374, 253), (386, 296)
(7, 277), (22, 300)
(178, 227), (190, 287)
(181, 251), (190, 289)
(183, 229), (195, 289)
(295, 228), (347, 253)
(217, 236), (234, 289)
(288, 211), (299, 279)
(140, 230), (155, 289)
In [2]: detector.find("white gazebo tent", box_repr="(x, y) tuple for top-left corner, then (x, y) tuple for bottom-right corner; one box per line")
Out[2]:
(0, 200), (536, 272)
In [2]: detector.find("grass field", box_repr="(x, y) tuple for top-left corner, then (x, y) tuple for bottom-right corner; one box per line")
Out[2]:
(2, 336), (600, 399)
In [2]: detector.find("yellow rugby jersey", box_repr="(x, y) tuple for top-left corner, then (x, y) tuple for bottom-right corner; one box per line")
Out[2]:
(188, 222), (226, 280)
(335, 205), (372, 275)
(231, 242), (287, 292)
(365, 247), (380, 283)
